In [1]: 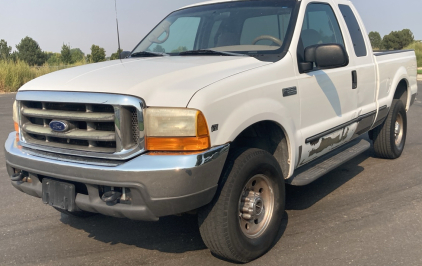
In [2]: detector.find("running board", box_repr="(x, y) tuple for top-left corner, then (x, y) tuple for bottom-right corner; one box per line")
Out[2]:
(287, 139), (371, 186)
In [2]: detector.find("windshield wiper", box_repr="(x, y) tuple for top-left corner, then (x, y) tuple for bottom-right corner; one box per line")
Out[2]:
(178, 49), (244, 56)
(130, 51), (168, 57)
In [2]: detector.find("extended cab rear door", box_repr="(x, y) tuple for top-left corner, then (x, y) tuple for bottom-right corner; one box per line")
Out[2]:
(293, 0), (359, 166)
(338, 2), (377, 135)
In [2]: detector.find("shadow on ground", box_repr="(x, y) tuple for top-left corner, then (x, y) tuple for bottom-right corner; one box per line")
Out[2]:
(61, 213), (207, 253)
(61, 137), (374, 256)
(286, 139), (374, 210)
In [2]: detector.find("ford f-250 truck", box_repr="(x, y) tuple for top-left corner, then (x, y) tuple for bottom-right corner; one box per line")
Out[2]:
(4, 0), (418, 262)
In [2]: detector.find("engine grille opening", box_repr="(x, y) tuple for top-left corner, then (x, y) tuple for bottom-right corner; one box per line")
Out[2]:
(131, 108), (140, 145)
(20, 101), (117, 153)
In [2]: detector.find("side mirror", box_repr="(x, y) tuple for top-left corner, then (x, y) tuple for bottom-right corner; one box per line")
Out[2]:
(120, 51), (131, 59)
(300, 44), (349, 73)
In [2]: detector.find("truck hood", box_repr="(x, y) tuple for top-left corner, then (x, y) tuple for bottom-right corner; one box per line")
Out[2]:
(20, 56), (270, 107)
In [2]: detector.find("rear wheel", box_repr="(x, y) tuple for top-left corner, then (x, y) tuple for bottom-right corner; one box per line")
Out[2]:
(198, 148), (285, 263)
(371, 99), (407, 159)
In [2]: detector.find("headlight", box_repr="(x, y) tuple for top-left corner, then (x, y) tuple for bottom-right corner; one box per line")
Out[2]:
(145, 108), (210, 151)
(13, 101), (19, 132)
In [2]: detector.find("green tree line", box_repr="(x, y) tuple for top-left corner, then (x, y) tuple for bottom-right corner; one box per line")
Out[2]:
(0, 36), (124, 66)
(368, 29), (421, 68)
(368, 29), (415, 50)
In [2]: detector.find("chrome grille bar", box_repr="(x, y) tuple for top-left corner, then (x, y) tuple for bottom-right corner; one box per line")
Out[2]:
(16, 91), (146, 160)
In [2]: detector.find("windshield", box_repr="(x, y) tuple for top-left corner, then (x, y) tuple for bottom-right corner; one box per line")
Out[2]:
(132, 0), (298, 56)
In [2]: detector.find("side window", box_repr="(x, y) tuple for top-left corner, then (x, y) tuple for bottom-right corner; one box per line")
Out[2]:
(148, 17), (201, 53)
(300, 4), (344, 49)
(240, 15), (280, 45)
(339, 5), (367, 57)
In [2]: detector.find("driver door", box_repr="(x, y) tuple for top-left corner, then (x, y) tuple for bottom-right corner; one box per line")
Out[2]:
(295, 2), (358, 166)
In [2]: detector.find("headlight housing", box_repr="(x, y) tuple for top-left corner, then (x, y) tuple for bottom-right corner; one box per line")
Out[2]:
(145, 108), (210, 151)
(13, 101), (19, 132)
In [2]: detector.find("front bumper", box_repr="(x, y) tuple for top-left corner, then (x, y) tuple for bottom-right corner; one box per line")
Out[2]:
(4, 132), (229, 221)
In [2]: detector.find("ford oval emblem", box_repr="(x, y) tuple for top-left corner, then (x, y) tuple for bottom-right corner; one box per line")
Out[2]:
(49, 120), (69, 132)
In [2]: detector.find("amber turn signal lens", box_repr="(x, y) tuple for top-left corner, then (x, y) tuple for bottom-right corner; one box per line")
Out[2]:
(146, 136), (210, 151)
(14, 122), (19, 133)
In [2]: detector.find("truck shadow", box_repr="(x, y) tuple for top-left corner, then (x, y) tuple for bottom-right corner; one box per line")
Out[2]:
(60, 138), (372, 255)
(61, 210), (289, 257)
(60, 212), (208, 253)
(285, 146), (374, 211)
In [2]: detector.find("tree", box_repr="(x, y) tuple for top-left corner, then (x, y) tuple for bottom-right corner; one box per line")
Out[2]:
(110, 48), (123, 60)
(368, 31), (382, 50)
(15, 36), (46, 65)
(70, 48), (84, 63)
(46, 52), (62, 65)
(382, 29), (414, 50)
(88, 44), (106, 63)
(61, 43), (72, 64)
(153, 45), (166, 53)
(0, 39), (12, 60)
(170, 46), (188, 53)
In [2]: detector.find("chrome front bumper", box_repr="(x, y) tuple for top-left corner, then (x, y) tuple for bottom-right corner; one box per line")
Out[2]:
(4, 132), (229, 221)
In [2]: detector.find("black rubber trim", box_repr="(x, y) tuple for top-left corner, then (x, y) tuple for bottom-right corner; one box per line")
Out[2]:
(296, 145), (302, 168)
(305, 106), (387, 143)
(374, 50), (414, 56)
(410, 93), (418, 106)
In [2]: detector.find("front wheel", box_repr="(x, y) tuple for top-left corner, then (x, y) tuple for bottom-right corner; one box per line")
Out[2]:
(198, 148), (285, 263)
(371, 99), (407, 159)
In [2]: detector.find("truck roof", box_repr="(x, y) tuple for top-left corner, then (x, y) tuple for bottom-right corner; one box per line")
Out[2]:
(179, 0), (237, 10)
(180, 0), (351, 10)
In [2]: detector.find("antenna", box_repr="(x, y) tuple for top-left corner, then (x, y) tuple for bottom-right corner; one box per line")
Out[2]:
(114, 0), (122, 59)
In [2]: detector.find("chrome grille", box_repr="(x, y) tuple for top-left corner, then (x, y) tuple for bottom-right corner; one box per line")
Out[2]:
(17, 91), (145, 160)
(21, 101), (117, 153)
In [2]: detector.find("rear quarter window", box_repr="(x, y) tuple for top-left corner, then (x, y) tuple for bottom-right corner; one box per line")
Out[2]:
(339, 4), (367, 57)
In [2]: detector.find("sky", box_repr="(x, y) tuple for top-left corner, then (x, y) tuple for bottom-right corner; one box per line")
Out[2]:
(1, 0), (421, 56)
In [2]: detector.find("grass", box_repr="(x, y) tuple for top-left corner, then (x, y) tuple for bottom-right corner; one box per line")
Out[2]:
(405, 42), (422, 68)
(0, 60), (85, 93)
(418, 69), (422, 75)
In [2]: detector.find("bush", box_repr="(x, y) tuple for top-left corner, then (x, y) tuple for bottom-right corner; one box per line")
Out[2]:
(405, 42), (422, 68)
(0, 60), (86, 92)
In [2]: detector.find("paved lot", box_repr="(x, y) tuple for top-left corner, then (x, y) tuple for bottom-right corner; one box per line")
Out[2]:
(0, 82), (421, 266)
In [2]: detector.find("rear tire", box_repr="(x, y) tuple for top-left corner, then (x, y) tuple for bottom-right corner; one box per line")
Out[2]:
(371, 99), (407, 159)
(198, 148), (285, 263)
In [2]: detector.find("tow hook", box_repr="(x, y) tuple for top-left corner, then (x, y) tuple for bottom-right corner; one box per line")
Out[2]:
(10, 172), (25, 182)
(101, 190), (122, 203)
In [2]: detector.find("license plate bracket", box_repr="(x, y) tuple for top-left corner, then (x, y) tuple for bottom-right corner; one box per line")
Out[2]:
(42, 179), (78, 212)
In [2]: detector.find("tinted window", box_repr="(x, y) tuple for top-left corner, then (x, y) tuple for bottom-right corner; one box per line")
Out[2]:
(241, 15), (280, 45)
(148, 17), (201, 53)
(133, 0), (297, 55)
(339, 4), (367, 57)
(301, 4), (344, 48)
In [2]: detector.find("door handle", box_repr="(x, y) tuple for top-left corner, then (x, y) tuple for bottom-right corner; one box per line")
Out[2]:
(352, 70), (358, 89)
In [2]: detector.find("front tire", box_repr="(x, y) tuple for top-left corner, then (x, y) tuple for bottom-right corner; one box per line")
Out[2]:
(198, 148), (285, 263)
(372, 99), (407, 159)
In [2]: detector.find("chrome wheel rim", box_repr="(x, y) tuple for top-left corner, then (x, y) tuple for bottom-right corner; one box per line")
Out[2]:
(238, 174), (274, 239)
(394, 113), (404, 147)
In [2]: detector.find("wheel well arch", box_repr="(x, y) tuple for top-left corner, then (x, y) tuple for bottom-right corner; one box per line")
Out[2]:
(230, 120), (290, 179)
(393, 78), (409, 109)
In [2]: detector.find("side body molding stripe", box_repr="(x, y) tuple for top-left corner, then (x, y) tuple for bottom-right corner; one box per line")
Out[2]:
(305, 106), (387, 144)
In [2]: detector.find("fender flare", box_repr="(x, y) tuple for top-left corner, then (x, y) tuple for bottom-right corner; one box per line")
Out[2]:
(213, 97), (300, 177)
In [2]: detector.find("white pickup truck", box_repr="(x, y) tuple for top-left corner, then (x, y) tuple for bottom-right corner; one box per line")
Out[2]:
(4, 0), (418, 262)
